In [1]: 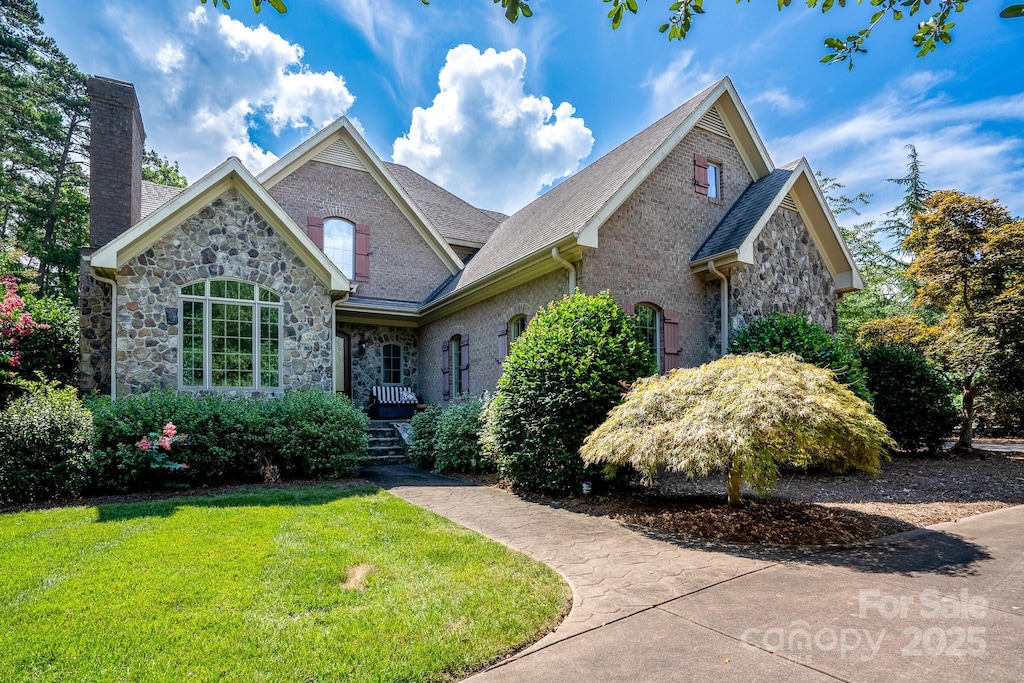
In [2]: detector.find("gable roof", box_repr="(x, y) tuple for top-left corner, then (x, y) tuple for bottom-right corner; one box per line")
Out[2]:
(453, 77), (773, 293)
(384, 162), (500, 248)
(691, 168), (794, 262)
(141, 181), (183, 219)
(90, 157), (350, 295)
(690, 158), (863, 293)
(256, 117), (464, 274)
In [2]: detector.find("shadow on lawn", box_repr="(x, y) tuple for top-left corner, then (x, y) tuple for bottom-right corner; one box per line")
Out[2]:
(94, 482), (380, 523)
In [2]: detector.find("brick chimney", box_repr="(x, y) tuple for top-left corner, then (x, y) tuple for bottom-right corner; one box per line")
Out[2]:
(87, 76), (145, 249)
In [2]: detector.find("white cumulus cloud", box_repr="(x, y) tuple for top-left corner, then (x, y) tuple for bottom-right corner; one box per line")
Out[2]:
(392, 45), (593, 214)
(92, 4), (355, 181)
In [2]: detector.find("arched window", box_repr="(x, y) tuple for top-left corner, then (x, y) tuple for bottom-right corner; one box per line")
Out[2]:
(382, 343), (402, 385)
(508, 314), (527, 345)
(634, 304), (660, 371)
(179, 279), (281, 390)
(450, 334), (462, 396)
(323, 218), (355, 280)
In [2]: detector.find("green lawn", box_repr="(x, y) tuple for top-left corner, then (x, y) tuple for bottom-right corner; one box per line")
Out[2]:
(0, 485), (568, 682)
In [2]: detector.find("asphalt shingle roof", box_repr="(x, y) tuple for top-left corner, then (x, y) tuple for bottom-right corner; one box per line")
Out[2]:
(691, 167), (794, 262)
(384, 162), (501, 247)
(453, 80), (723, 292)
(140, 180), (183, 219)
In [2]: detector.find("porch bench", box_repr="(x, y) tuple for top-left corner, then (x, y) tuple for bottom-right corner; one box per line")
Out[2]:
(369, 386), (419, 420)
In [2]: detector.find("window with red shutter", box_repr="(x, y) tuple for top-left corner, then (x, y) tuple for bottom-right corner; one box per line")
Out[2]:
(459, 334), (470, 394)
(694, 154), (709, 196)
(497, 323), (508, 362)
(306, 216), (324, 250)
(355, 223), (370, 282)
(441, 339), (450, 400)
(663, 309), (680, 371)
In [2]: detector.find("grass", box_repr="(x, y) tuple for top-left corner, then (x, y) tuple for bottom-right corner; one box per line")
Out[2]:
(0, 484), (569, 682)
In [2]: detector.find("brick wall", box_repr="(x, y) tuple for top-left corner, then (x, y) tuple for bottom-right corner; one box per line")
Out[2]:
(87, 77), (144, 249)
(418, 270), (569, 404)
(268, 160), (453, 302)
(579, 127), (753, 368)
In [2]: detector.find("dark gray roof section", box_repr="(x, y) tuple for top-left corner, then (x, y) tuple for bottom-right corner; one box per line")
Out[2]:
(691, 168), (793, 262)
(384, 162), (500, 246)
(479, 208), (508, 224)
(454, 80), (723, 292)
(344, 296), (420, 311)
(423, 271), (463, 305)
(140, 180), (183, 219)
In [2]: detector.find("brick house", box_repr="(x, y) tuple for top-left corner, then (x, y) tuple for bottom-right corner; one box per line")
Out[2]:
(80, 76), (862, 406)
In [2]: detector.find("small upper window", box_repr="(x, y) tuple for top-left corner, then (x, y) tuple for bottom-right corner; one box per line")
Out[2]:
(707, 162), (721, 200)
(324, 218), (355, 280)
(382, 343), (402, 385)
(634, 304), (661, 372)
(509, 315), (527, 345)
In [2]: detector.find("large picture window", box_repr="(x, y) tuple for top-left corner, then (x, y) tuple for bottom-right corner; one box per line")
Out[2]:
(324, 218), (355, 280)
(179, 279), (282, 390)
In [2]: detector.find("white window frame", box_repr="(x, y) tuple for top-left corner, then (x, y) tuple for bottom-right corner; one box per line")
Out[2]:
(381, 343), (402, 386)
(178, 279), (283, 392)
(509, 314), (527, 345)
(323, 218), (356, 280)
(707, 161), (722, 201)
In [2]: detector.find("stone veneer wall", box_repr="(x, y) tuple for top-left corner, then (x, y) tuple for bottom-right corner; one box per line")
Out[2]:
(108, 188), (333, 397)
(578, 127), (754, 368)
(339, 323), (418, 408)
(79, 257), (113, 394)
(268, 160), (454, 303)
(705, 206), (838, 359)
(418, 269), (569, 404)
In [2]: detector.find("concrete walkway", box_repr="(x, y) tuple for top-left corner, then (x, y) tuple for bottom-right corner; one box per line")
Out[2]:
(366, 466), (1024, 682)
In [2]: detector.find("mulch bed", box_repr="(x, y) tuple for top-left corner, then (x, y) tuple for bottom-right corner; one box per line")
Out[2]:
(459, 442), (1024, 547)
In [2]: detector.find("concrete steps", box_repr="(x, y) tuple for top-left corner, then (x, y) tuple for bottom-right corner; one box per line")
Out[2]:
(361, 420), (410, 466)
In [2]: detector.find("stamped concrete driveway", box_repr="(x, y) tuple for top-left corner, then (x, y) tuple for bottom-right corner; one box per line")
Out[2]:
(366, 466), (1024, 683)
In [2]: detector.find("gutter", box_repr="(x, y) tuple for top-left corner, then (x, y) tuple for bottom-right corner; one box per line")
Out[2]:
(551, 247), (577, 294)
(707, 259), (729, 357)
(91, 271), (118, 400)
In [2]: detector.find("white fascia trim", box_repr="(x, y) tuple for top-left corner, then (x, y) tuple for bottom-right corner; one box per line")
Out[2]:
(575, 77), (776, 249)
(257, 117), (464, 275)
(90, 157), (350, 295)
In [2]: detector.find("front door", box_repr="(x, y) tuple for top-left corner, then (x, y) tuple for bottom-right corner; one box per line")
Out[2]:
(334, 332), (351, 396)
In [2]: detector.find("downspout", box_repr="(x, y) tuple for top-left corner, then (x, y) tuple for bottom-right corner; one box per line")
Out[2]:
(551, 247), (576, 295)
(92, 272), (118, 400)
(706, 260), (729, 357)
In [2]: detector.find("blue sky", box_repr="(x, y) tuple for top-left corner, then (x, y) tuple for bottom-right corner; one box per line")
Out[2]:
(37, 0), (1023, 224)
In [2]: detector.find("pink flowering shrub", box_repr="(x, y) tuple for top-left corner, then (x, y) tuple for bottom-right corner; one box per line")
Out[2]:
(0, 277), (47, 377)
(136, 422), (189, 471)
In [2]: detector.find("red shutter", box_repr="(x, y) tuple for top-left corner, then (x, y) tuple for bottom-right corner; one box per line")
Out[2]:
(460, 334), (470, 394)
(663, 309), (680, 371)
(497, 323), (509, 362)
(621, 302), (635, 316)
(355, 223), (370, 282)
(441, 339), (450, 400)
(307, 216), (324, 250)
(694, 154), (709, 196)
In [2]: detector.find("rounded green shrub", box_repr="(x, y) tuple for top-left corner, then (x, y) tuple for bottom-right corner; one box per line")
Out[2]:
(0, 381), (93, 504)
(860, 343), (957, 454)
(434, 397), (486, 474)
(486, 291), (656, 493)
(581, 354), (893, 505)
(730, 312), (872, 402)
(262, 391), (368, 478)
(409, 405), (441, 471)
